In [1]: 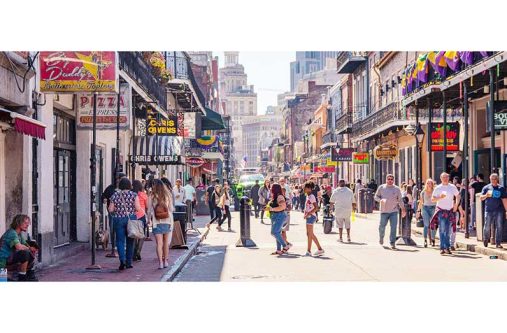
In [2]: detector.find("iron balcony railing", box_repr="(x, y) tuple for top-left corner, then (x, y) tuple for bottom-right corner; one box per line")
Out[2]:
(336, 51), (368, 73)
(166, 51), (206, 109)
(335, 109), (353, 134)
(351, 102), (401, 138)
(119, 52), (167, 111)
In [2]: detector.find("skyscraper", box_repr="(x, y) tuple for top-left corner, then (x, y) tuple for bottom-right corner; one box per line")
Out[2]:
(290, 51), (339, 92)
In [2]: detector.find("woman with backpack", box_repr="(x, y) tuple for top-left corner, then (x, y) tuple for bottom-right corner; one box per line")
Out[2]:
(148, 179), (174, 269)
(108, 178), (141, 271)
(206, 185), (223, 230)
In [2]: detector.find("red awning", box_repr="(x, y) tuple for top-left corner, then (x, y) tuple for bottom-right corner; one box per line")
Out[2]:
(0, 108), (46, 140)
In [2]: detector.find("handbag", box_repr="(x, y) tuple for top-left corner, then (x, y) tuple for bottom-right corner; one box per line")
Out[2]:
(416, 216), (424, 228)
(127, 218), (145, 239)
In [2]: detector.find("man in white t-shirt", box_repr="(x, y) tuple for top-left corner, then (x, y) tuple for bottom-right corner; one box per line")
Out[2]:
(330, 179), (356, 242)
(173, 179), (187, 206)
(432, 172), (460, 255)
(184, 177), (197, 218)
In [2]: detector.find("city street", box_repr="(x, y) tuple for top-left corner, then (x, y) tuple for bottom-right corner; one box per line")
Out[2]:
(175, 210), (507, 282)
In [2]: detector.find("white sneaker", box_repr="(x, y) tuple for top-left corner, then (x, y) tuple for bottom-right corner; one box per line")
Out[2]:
(304, 251), (312, 256)
(314, 249), (325, 256)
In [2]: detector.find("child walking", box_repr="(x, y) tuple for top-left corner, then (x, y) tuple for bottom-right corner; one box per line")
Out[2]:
(303, 181), (324, 256)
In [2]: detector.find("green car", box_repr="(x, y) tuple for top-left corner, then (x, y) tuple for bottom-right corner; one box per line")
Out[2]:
(238, 174), (265, 198)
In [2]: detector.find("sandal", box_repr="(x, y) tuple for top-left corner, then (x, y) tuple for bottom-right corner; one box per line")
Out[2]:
(271, 250), (283, 255)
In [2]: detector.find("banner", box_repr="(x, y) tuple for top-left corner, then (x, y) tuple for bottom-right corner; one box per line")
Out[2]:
(430, 122), (460, 151)
(353, 152), (369, 164)
(374, 144), (398, 160)
(147, 114), (178, 136)
(331, 148), (354, 162)
(39, 51), (118, 92)
(184, 112), (196, 139)
(77, 84), (130, 130)
(314, 166), (335, 173)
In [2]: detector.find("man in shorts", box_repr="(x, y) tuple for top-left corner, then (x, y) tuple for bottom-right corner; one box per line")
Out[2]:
(330, 179), (356, 242)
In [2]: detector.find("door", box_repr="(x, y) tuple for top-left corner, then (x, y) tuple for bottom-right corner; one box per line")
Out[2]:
(53, 149), (73, 247)
(474, 148), (500, 181)
(95, 147), (104, 228)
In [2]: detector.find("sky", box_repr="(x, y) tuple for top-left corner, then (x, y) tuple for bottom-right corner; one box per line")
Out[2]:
(216, 52), (295, 115)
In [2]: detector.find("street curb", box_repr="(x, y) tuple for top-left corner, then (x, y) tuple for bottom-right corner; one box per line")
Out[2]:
(160, 232), (205, 282)
(411, 228), (507, 260)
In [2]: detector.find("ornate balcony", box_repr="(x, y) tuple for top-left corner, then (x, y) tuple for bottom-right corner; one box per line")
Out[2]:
(337, 51), (368, 74)
(118, 52), (167, 111)
(351, 102), (403, 139)
(335, 110), (352, 134)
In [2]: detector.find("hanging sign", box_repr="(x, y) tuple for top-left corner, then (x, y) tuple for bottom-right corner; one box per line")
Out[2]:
(331, 148), (354, 162)
(326, 158), (337, 166)
(39, 51), (118, 92)
(353, 152), (370, 164)
(184, 112), (197, 139)
(147, 114), (178, 136)
(494, 101), (507, 130)
(186, 157), (205, 168)
(374, 144), (398, 160)
(313, 166), (335, 173)
(430, 122), (460, 151)
(77, 83), (130, 130)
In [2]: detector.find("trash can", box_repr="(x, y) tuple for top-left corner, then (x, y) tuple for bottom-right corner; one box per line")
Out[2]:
(358, 188), (367, 213)
(173, 203), (188, 244)
(365, 189), (374, 213)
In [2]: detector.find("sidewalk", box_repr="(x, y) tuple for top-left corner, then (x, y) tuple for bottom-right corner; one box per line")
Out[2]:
(38, 216), (208, 282)
(357, 211), (507, 260)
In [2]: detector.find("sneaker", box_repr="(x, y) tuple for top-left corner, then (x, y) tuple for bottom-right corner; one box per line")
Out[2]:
(379, 239), (384, 246)
(445, 249), (452, 255)
(216, 226), (223, 231)
(496, 245), (504, 249)
(314, 249), (325, 256)
(304, 251), (312, 256)
(163, 260), (169, 268)
(339, 237), (343, 243)
(440, 250), (446, 255)
(390, 245), (396, 250)
(228, 228), (232, 232)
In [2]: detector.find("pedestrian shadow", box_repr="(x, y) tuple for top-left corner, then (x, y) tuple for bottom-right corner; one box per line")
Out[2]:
(312, 256), (332, 260)
(341, 241), (367, 246)
(449, 253), (481, 259)
(276, 253), (303, 259)
(393, 247), (419, 252)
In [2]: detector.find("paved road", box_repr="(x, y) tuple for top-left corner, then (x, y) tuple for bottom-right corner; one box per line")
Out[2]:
(175, 209), (507, 282)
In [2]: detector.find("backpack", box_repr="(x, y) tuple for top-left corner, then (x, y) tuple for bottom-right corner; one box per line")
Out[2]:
(154, 199), (169, 220)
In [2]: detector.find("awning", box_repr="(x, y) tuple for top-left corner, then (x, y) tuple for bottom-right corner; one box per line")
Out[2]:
(201, 107), (225, 130)
(130, 135), (183, 165)
(0, 107), (46, 140)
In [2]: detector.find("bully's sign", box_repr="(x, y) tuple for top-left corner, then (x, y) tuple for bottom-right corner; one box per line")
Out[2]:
(494, 101), (507, 131)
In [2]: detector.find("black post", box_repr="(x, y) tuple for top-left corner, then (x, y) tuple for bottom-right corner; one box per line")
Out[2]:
(463, 82), (470, 238)
(490, 68), (496, 173)
(428, 98), (433, 179)
(236, 196), (256, 247)
(442, 91), (447, 174)
(87, 92), (101, 270)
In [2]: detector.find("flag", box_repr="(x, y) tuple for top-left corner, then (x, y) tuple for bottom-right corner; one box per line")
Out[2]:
(444, 51), (461, 71)
(428, 51), (447, 77)
(416, 53), (429, 83)
(459, 51), (474, 65)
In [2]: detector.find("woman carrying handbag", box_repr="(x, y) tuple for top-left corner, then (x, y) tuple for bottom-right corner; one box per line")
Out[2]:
(148, 179), (174, 269)
(108, 178), (141, 270)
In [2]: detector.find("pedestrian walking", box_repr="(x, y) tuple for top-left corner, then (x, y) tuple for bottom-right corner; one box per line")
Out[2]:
(258, 179), (271, 224)
(430, 172), (460, 255)
(132, 180), (148, 261)
(299, 185), (306, 213)
(205, 179), (220, 220)
(267, 183), (290, 255)
(374, 174), (406, 250)
(183, 177), (197, 217)
(206, 185), (224, 231)
(219, 182), (233, 231)
(250, 180), (261, 218)
(148, 179), (174, 269)
(416, 179), (437, 247)
(329, 179), (355, 242)
(281, 187), (292, 248)
(303, 181), (325, 256)
(101, 172), (126, 256)
(292, 185), (299, 211)
(173, 179), (186, 206)
(479, 173), (507, 248)
(108, 178), (141, 270)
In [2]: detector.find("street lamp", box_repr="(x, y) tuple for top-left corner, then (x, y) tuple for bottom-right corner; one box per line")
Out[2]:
(415, 124), (425, 191)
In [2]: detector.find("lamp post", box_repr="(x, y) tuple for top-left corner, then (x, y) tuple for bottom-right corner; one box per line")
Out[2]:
(415, 124), (425, 191)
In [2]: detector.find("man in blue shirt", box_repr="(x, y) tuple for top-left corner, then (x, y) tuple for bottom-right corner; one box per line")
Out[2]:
(479, 173), (507, 248)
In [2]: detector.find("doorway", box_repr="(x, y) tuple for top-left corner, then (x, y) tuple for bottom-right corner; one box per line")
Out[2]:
(53, 149), (75, 247)
(474, 148), (500, 180)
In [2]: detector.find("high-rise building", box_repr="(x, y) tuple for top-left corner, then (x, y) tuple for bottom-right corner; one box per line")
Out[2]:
(219, 52), (257, 167)
(290, 51), (339, 92)
(242, 112), (283, 168)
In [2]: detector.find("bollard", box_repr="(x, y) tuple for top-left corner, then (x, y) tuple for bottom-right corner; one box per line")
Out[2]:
(395, 203), (417, 246)
(236, 196), (257, 247)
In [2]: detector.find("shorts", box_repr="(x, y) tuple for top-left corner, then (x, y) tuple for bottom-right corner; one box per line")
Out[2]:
(306, 215), (317, 225)
(282, 213), (290, 231)
(152, 223), (171, 234)
(336, 217), (351, 229)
